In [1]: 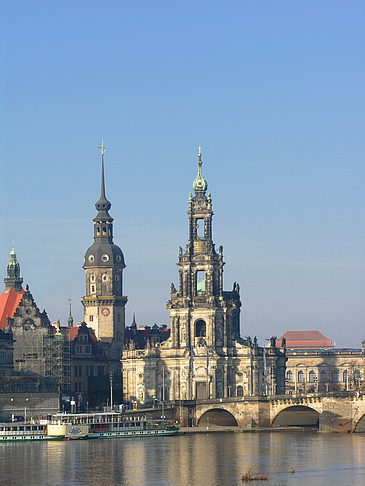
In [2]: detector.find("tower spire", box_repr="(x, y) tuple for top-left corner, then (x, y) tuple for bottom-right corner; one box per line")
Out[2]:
(67, 299), (74, 327)
(98, 139), (106, 200)
(193, 146), (208, 193)
(4, 245), (23, 292)
(95, 140), (112, 220)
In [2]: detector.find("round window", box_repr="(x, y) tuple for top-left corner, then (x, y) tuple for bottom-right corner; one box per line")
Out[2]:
(102, 274), (108, 281)
(88, 254), (95, 262)
(116, 255), (122, 262)
(101, 254), (109, 262)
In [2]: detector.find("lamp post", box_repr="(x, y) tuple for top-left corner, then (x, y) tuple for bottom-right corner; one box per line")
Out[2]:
(153, 396), (165, 421)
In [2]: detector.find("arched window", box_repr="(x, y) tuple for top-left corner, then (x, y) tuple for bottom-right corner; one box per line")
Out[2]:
(237, 386), (244, 397)
(298, 370), (305, 383)
(354, 369), (361, 380)
(286, 370), (293, 382)
(195, 320), (206, 337)
(320, 370), (327, 382)
(309, 370), (316, 383)
(343, 370), (348, 383)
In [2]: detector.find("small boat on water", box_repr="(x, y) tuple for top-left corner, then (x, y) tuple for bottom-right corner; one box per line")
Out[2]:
(0, 412), (179, 442)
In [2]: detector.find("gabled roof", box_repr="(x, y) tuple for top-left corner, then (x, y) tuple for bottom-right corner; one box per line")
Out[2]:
(277, 330), (333, 348)
(0, 287), (25, 329)
(67, 324), (97, 342)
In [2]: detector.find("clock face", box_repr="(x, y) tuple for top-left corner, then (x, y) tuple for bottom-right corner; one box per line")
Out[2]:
(101, 307), (110, 317)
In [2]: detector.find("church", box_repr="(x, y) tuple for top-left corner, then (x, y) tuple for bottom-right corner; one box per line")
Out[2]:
(121, 149), (287, 403)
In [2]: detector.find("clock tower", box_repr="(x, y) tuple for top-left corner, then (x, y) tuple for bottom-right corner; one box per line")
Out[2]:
(81, 144), (127, 343)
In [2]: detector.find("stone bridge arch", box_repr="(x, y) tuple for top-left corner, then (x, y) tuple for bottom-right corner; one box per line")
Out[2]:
(198, 408), (238, 426)
(270, 398), (323, 428)
(196, 403), (239, 426)
(272, 405), (320, 427)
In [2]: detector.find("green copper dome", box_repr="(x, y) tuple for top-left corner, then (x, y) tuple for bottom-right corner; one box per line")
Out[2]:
(193, 150), (208, 193)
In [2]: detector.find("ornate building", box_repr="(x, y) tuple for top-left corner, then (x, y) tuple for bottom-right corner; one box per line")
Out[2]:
(0, 247), (70, 391)
(81, 144), (127, 397)
(122, 150), (287, 404)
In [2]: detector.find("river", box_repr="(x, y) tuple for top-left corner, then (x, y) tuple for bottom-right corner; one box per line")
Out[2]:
(1, 431), (365, 485)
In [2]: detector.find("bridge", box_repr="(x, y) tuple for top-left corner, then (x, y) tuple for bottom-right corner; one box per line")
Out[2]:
(167, 393), (365, 432)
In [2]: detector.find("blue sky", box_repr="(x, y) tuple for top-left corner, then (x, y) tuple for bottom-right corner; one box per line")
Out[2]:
(1, 1), (364, 347)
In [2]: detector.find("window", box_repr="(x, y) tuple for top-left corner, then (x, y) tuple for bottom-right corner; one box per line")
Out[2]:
(74, 365), (82, 377)
(332, 370), (339, 383)
(90, 275), (95, 282)
(196, 271), (205, 294)
(320, 370), (327, 382)
(237, 385), (244, 397)
(86, 366), (94, 377)
(195, 320), (206, 337)
(343, 370), (348, 383)
(196, 218), (204, 239)
(89, 315), (93, 322)
(298, 370), (305, 383)
(85, 346), (90, 353)
(98, 366), (105, 376)
(0, 352), (5, 362)
(354, 369), (361, 381)
(91, 285), (95, 293)
(309, 370), (316, 383)
(286, 370), (293, 382)
(102, 274), (108, 281)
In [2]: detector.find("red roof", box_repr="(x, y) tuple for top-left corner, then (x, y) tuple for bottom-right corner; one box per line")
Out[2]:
(67, 325), (97, 342)
(0, 287), (25, 329)
(277, 330), (333, 348)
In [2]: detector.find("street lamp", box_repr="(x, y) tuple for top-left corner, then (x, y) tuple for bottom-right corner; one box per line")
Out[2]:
(153, 396), (165, 421)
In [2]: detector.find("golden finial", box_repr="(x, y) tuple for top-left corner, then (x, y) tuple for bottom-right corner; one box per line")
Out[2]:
(198, 146), (202, 157)
(98, 138), (105, 157)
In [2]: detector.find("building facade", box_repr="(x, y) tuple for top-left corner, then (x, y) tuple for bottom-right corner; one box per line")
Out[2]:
(284, 344), (365, 394)
(122, 150), (287, 404)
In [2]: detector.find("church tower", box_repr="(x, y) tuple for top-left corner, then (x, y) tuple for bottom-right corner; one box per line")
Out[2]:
(4, 246), (23, 292)
(81, 143), (127, 343)
(167, 148), (241, 354)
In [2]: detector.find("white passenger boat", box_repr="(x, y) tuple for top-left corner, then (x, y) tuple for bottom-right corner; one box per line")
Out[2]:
(0, 412), (179, 442)
(50, 412), (180, 439)
(0, 422), (59, 442)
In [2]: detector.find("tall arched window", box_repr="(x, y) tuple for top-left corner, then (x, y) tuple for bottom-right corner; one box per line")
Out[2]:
(237, 385), (244, 397)
(195, 320), (206, 337)
(309, 370), (316, 383)
(298, 370), (305, 383)
(343, 370), (348, 383)
(320, 370), (327, 382)
(286, 370), (293, 382)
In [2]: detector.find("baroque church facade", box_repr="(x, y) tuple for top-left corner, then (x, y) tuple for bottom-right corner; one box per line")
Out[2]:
(122, 151), (287, 403)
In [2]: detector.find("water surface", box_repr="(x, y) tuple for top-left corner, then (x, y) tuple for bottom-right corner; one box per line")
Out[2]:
(1, 432), (365, 485)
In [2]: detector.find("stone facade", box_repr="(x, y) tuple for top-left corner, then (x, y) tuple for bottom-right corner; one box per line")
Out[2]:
(122, 151), (287, 404)
(68, 322), (109, 409)
(285, 344), (365, 394)
(0, 329), (14, 376)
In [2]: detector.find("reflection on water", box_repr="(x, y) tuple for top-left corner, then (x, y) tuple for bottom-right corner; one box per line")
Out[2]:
(1, 432), (365, 486)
